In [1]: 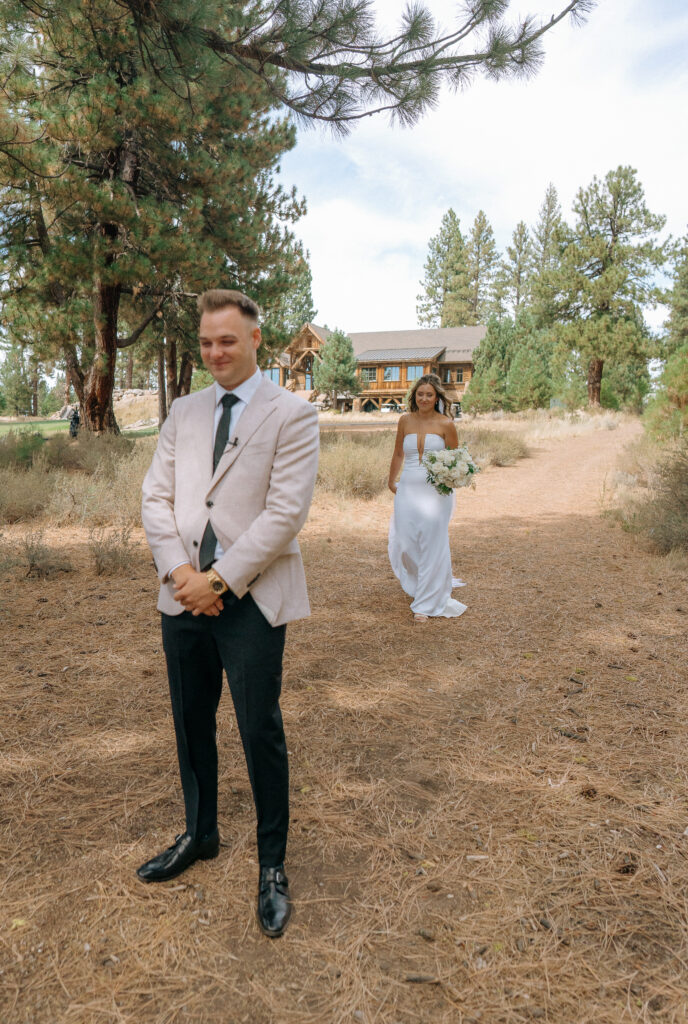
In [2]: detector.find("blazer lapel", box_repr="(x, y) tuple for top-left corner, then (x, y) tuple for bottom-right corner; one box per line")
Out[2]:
(199, 385), (218, 483)
(208, 377), (277, 489)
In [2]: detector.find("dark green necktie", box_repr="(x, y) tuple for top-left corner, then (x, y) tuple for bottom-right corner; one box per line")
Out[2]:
(199, 393), (239, 570)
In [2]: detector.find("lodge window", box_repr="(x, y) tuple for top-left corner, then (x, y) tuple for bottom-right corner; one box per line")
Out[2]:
(406, 365), (423, 381)
(263, 367), (280, 384)
(442, 367), (464, 384)
(383, 366), (400, 382)
(360, 367), (377, 384)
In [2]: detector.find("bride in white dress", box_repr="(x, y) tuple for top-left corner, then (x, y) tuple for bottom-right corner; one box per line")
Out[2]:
(387, 374), (467, 623)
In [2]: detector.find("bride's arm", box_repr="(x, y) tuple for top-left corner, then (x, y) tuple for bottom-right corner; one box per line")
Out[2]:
(445, 420), (459, 450)
(388, 418), (406, 493)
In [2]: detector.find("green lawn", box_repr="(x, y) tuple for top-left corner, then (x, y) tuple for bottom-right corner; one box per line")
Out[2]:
(0, 418), (69, 436)
(0, 419), (158, 438)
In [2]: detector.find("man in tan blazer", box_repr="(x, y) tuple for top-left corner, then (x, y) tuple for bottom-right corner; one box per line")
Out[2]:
(139, 289), (319, 938)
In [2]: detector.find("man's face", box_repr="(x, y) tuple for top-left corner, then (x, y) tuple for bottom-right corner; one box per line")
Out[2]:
(199, 305), (261, 390)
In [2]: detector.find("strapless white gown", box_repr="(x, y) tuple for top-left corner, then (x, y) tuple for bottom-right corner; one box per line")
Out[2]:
(388, 433), (467, 618)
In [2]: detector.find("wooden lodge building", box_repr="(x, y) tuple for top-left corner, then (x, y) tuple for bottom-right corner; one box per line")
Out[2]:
(266, 324), (487, 412)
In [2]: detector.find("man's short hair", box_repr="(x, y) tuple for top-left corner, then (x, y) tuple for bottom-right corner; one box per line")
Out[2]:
(197, 289), (260, 322)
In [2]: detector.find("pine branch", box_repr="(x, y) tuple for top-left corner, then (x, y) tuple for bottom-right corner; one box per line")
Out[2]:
(113, 0), (596, 130)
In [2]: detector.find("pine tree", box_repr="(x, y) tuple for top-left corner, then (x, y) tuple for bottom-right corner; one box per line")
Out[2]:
(462, 317), (513, 412)
(0, 0), (594, 431)
(466, 211), (500, 324)
(530, 183), (566, 327)
(0, 343), (32, 416)
(506, 330), (553, 410)
(417, 210), (471, 327)
(0, 1), (307, 432)
(312, 329), (361, 408)
(644, 345), (688, 439)
(665, 236), (688, 358)
(499, 221), (535, 317)
(264, 246), (318, 351)
(118, 1), (595, 128)
(555, 166), (668, 405)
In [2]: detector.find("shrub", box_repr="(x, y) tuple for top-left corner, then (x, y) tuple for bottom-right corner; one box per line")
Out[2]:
(89, 525), (136, 575)
(0, 467), (54, 522)
(616, 442), (688, 554)
(22, 530), (72, 578)
(47, 437), (155, 525)
(0, 430), (45, 469)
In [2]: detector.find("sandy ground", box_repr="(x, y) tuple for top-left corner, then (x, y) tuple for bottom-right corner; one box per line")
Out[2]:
(1, 421), (688, 1023)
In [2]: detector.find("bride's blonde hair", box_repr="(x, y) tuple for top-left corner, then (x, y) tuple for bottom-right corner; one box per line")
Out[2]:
(407, 374), (453, 418)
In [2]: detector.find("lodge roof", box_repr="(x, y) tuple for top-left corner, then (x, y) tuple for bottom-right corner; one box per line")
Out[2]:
(357, 346), (445, 362)
(293, 323), (486, 365)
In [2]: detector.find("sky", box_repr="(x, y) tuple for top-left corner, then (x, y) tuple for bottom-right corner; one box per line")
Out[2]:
(278, 0), (688, 334)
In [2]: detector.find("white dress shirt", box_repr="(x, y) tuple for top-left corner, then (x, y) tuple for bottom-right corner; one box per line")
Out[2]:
(211, 368), (263, 561)
(168, 366), (264, 577)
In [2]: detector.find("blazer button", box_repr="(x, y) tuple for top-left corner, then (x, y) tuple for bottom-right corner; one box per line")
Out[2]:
(192, 540), (198, 547)
(206, 500), (213, 508)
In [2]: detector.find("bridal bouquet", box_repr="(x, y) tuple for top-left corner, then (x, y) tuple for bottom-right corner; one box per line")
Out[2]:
(423, 446), (479, 496)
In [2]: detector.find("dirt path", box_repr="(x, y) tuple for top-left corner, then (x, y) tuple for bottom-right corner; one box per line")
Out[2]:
(1, 422), (687, 1024)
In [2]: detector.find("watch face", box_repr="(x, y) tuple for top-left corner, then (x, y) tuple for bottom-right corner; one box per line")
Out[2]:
(212, 580), (224, 593)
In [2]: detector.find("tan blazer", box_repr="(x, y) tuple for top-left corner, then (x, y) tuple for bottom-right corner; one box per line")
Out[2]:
(141, 377), (319, 626)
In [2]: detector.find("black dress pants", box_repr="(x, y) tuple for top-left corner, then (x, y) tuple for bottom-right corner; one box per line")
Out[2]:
(161, 592), (288, 867)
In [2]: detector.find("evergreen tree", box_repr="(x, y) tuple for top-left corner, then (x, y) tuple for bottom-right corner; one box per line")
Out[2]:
(417, 210), (471, 327)
(644, 345), (688, 440)
(499, 221), (535, 317)
(506, 333), (553, 410)
(0, 0), (592, 433)
(554, 166), (668, 405)
(117, 0), (594, 127)
(462, 317), (513, 413)
(312, 329), (361, 408)
(665, 236), (688, 358)
(0, 1), (309, 432)
(264, 246), (318, 347)
(0, 343), (32, 415)
(466, 211), (500, 324)
(530, 183), (566, 327)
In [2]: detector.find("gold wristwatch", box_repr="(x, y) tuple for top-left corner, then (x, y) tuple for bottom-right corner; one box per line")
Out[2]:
(205, 568), (228, 595)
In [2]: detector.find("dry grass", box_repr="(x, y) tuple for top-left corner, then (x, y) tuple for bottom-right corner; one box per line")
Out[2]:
(469, 409), (632, 441)
(606, 439), (688, 555)
(88, 526), (137, 575)
(0, 466), (54, 522)
(317, 429), (529, 499)
(22, 529), (73, 578)
(0, 420), (686, 1023)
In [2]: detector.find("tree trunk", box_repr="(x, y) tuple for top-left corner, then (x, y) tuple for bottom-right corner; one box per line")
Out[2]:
(587, 358), (603, 406)
(178, 350), (194, 396)
(30, 366), (39, 417)
(125, 352), (134, 389)
(64, 347), (85, 406)
(63, 371), (71, 406)
(82, 273), (121, 434)
(157, 344), (167, 425)
(165, 335), (179, 405)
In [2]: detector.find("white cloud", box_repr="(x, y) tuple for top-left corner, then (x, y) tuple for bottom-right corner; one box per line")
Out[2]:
(279, 0), (688, 332)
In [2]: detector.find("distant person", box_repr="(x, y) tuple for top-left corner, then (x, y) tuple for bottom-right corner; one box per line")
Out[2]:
(387, 374), (467, 623)
(140, 289), (319, 938)
(68, 407), (80, 438)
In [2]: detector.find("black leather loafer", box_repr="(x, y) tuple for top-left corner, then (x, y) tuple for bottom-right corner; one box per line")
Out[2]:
(257, 865), (292, 937)
(136, 830), (220, 883)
